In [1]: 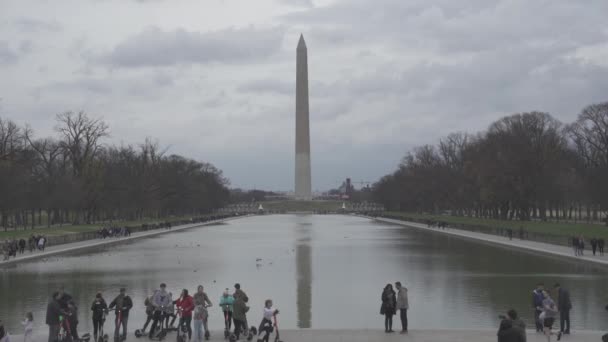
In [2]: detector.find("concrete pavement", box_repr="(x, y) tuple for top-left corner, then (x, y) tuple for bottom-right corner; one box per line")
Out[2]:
(6, 329), (604, 342)
(373, 216), (608, 267)
(0, 216), (246, 267)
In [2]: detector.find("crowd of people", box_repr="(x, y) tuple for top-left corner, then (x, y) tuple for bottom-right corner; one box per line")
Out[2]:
(1, 235), (47, 260)
(19, 283), (282, 342)
(571, 236), (605, 256)
(96, 227), (131, 239)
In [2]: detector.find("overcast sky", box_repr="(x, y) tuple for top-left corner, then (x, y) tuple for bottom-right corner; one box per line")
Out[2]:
(1, 0), (608, 191)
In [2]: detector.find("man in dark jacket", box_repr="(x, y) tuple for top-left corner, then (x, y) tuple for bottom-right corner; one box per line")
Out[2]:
(554, 283), (572, 334)
(57, 285), (73, 311)
(109, 288), (134, 342)
(497, 309), (526, 342)
(46, 292), (62, 342)
(531, 283), (544, 332)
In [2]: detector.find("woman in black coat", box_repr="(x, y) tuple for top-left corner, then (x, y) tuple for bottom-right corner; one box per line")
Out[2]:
(380, 284), (397, 333)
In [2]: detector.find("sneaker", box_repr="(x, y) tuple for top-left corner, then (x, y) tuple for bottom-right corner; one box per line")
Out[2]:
(557, 332), (562, 341)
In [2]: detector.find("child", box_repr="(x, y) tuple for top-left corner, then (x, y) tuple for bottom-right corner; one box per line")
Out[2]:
(232, 295), (249, 340)
(257, 300), (278, 342)
(22, 313), (33, 342)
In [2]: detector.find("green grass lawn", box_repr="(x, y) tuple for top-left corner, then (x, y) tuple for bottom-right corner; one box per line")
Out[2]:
(0, 215), (207, 240)
(386, 212), (608, 239)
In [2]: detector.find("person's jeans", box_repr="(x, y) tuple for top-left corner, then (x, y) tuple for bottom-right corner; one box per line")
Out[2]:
(384, 313), (393, 331)
(233, 319), (245, 339)
(114, 315), (128, 341)
(399, 309), (408, 331)
(93, 318), (104, 340)
(179, 316), (193, 339)
(534, 309), (542, 331)
(560, 310), (570, 333)
(193, 319), (205, 342)
(48, 324), (60, 342)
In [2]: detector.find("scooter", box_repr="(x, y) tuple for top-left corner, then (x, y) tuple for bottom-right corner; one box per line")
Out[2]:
(98, 311), (110, 342)
(223, 311), (230, 340)
(273, 314), (283, 342)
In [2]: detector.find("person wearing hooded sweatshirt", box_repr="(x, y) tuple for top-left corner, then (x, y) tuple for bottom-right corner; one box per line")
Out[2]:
(395, 282), (409, 334)
(91, 293), (108, 342)
(232, 295), (249, 340)
(219, 289), (235, 332)
(149, 283), (172, 338)
(175, 289), (195, 340)
(46, 292), (62, 342)
(109, 288), (133, 342)
(0, 320), (10, 342)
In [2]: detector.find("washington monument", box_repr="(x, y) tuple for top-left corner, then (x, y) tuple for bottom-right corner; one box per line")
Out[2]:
(295, 34), (312, 200)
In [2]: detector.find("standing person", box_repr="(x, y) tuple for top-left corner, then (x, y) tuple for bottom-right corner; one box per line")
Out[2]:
(395, 282), (409, 334)
(591, 238), (598, 256)
(554, 284), (571, 335)
(175, 289), (194, 341)
(67, 301), (79, 340)
(380, 284), (397, 333)
(232, 295), (249, 340)
(541, 290), (561, 341)
(532, 283), (545, 333)
(109, 288), (133, 342)
(572, 236), (579, 256)
(599, 238), (605, 256)
(149, 283), (171, 338)
(193, 285), (212, 340)
(141, 295), (154, 334)
(38, 236), (45, 251)
(46, 292), (62, 342)
(57, 285), (73, 312)
(219, 289), (235, 335)
(165, 292), (177, 329)
(22, 312), (33, 342)
(91, 293), (108, 342)
(18, 239), (26, 254)
(192, 300), (206, 342)
(0, 320), (10, 342)
(233, 284), (249, 330)
(257, 300), (278, 342)
(578, 236), (585, 256)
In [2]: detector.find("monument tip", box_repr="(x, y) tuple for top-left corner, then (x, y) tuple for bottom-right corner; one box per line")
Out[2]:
(297, 34), (307, 49)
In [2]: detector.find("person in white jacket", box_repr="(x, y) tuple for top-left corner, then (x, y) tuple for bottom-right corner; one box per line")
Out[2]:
(22, 313), (33, 342)
(395, 282), (409, 334)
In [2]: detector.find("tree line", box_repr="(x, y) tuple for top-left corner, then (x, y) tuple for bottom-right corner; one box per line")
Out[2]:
(372, 102), (608, 224)
(0, 111), (229, 230)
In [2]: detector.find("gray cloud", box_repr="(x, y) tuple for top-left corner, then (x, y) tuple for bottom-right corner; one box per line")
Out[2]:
(237, 79), (292, 95)
(13, 18), (62, 33)
(0, 41), (18, 64)
(279, 0), (314, 8)
(99, 26), (286, 67)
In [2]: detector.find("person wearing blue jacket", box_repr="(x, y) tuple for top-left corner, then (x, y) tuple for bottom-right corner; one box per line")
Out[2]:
(219, 289), (235, 333)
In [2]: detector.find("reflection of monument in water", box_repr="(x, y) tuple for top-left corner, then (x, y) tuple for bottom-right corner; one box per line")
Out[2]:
(295, 218), (312, 328)
(294, 34), (312, 200)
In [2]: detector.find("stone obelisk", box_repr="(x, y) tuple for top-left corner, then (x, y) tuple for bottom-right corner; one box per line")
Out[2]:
(295, 34), (312, 200)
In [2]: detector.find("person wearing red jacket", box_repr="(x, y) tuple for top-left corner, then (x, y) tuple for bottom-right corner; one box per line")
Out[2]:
(175, 289), (195, 340)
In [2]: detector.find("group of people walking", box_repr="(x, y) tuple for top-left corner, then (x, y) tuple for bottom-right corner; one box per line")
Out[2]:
(571, 236), (605, 256)
(1, 235), (47, 260)
(97, 227), (131, 239)
(379, 282), (409, 334)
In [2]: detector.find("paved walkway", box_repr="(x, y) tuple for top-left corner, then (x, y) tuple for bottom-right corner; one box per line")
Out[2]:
(7, 330), (604, 342)
(0, 216), (245, 267)
(374, 217), (608, 267)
